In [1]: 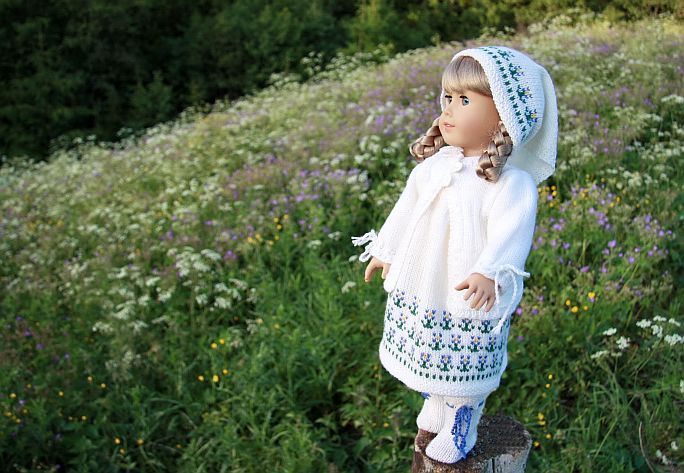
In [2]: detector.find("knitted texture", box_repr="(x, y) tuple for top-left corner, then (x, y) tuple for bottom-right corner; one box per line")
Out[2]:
(351, 145), (538, 397)
(416, 392), (446, 433)
(424, 394), (488, 463)
(440, 45), (558, 186)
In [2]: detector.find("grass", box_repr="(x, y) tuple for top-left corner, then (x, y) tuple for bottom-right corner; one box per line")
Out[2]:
(1, 10), (683, 473)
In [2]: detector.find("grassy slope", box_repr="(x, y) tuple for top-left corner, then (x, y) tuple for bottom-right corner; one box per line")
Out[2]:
(1, 12), (683, 473)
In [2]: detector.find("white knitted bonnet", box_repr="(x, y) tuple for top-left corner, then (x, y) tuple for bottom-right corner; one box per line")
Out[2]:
(439, 45), (558, 185)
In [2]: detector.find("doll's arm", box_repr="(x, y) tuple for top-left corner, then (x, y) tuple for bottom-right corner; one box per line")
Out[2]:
(470, 170), (538, 300)
(351, 164), (421, 264)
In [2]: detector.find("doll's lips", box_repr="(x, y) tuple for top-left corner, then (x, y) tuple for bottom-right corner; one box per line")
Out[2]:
(443, 123), (455, 129)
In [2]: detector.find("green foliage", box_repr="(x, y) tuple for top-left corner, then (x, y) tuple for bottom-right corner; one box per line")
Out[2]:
(0, 12), (683, 473)
(2, 2), (682, 163)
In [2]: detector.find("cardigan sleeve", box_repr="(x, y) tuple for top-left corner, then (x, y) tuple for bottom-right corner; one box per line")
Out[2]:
(351, 163), (420, 264)
(470, 170), (538, 303)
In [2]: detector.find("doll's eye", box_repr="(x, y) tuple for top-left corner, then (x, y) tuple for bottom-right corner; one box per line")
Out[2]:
(444, 94), (470, 105)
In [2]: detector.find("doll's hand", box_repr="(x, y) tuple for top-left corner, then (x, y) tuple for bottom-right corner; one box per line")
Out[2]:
(364, 256), (390, 283)
(454, 273), (497, 312)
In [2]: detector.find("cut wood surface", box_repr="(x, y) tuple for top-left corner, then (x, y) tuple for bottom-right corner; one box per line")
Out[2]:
(412, 414), (532, 473)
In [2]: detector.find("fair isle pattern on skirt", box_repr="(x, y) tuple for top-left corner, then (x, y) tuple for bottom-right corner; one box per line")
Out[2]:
(380, 285), (511, 386)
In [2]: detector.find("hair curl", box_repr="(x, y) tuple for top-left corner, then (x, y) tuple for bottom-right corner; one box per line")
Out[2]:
(408, 56), (513, 183)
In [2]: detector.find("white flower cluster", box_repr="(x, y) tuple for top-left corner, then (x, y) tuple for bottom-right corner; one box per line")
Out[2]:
(635, 316), (683, 346)
(590, 315), (683, 360)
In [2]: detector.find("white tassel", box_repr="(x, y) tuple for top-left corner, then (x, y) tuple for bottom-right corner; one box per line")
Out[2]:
(491, 264), (530, 336)
(351, 229), (378, 262)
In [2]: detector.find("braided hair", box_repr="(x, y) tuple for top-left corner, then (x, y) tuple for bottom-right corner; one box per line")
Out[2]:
(409, 55), (513, 183)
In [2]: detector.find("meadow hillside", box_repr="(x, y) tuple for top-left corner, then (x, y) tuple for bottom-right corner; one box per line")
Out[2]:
(1, 11), (683, 473)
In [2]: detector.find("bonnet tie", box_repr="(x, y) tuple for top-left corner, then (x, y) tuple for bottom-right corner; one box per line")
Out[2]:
(351, 229), (378, 262)
(491, 264), (530, 336)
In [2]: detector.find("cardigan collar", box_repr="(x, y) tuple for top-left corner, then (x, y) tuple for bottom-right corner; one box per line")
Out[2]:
(437, 145), (480, 167)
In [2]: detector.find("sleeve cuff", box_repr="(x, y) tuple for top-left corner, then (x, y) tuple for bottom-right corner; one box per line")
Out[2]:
(471, 263), (530, 299)
(351, 229), (396, 264)
(470, 263), (531, 335)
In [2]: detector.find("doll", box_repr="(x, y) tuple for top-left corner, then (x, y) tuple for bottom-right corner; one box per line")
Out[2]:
(351, 45), (558, 464)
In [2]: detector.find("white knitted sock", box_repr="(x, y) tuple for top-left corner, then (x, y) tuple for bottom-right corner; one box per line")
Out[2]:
(416, 392), (445, 433)
(424, 394), (487, 464)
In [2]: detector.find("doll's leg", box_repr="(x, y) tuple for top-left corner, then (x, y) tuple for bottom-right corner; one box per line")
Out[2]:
(416, 391), (445, 433)
(424, 394), (488, 464)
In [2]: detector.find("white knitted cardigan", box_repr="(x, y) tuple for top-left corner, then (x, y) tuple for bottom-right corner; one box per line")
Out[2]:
(352, 145), (538, 396)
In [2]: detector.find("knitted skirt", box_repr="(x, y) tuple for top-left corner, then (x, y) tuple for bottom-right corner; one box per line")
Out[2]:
(378, 283), (512, 398)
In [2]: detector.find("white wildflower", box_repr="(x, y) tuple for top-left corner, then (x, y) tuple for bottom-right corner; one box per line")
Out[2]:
(92, 321), (114, 334)
(615, 336), (630, 350)
(195, 293), (209, 306)
(664, 333), (683, 346)
(214, 296), (232, 309)
(653, 315), (667, 322)
(228, 278), (248, 291)
(655, 449), (670, 465)
(590, 350), (609, 359)
(130, 320), (148, 333)
(158, 290), (173, 303)
(327, 231), (342, 240)
(636, 319), (652, 328)
(151, 315), (169, 324)
(307, 239), (322, 249)
(668, 318), (681, 327)
(602, 328), (617, 336)
(341, 281), (357, 293)
(671, 441), (679, 451)
(192, 260), (211, 272)
(651, 324), (664, 338)
(112, 304), (133, 321)
(201, 249), (221, 261)
(214, 282), (229, 292)
(145, 276), (160, 287)
(661, 94), (684, 105)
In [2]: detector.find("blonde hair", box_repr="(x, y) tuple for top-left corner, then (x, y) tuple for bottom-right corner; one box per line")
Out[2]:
(409, 56), (513, 183)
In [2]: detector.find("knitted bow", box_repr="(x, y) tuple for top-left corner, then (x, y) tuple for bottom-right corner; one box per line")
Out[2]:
(491, 263), (531, 336)
(351, 229), (378, 262)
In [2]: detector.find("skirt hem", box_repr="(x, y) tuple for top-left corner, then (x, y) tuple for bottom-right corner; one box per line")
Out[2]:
(378, 339), (505, 398)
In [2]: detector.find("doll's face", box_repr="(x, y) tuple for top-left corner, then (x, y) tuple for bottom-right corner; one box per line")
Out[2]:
(439, 89), (501, 156)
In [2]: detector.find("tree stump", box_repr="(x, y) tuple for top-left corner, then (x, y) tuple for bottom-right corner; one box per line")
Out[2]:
(412, 414), (532, 473)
